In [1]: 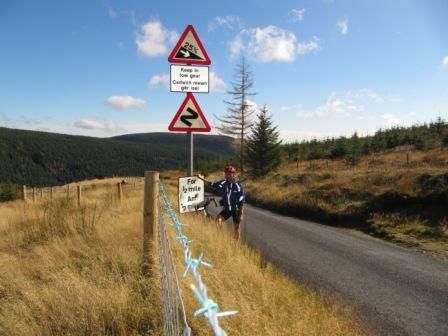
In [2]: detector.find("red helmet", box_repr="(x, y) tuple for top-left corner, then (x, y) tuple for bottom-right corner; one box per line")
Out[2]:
(224, 165), (237, 174)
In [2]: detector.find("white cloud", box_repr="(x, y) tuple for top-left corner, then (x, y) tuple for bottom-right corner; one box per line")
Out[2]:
(280, 130), (330, 142)
(210, 71), (226, 93)
(290, 8), (305, 22)
(105, 96), (146, 110)
(352, 88), (384, 103)
(136, 20), (178, 57)
(443, 56), (448, 66)
(297, 36), (320, 55)
(337, 19), (349, 35)
(296, 92), (364, 118)
(208, 16), (243, 32)
(230, 25), (297, 63)
(245, 99), (258, 113)
(74, 119), (123, 131)
(381, 114), (402, 127)
(149, 74), (170, 88)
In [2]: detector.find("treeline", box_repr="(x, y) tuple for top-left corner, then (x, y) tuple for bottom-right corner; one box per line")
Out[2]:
(284, 118), (448, 164)
(0, 127), (234, 188)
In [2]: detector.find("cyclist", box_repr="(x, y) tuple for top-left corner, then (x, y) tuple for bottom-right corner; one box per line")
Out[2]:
(198, 165), (245, 240)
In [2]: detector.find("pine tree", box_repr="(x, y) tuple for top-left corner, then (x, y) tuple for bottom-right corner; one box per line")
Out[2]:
(347, 132), (362, 165)
(245, 105), (282, 177)
(215, 57), (256, 175)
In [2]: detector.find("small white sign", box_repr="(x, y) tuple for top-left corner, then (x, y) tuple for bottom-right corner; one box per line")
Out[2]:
(178, 176), (205, 213)
(170, 65), (209, 93)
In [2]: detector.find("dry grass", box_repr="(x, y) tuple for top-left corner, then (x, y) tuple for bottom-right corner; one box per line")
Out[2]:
(0, 180), (162, 336)
(0, 176), (371, 335)
(243, 147), (448, 259)
(161, 179), (370, 336)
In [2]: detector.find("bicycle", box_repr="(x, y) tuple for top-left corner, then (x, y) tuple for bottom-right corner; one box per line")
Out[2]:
(194, 194), (219, 219)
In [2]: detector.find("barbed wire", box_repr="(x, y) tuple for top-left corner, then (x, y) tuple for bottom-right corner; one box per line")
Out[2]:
(158, 190), (191, 336)
(159, 182), (238, 336)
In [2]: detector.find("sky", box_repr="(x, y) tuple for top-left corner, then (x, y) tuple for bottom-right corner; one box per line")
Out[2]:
(1, 0), (447, 142)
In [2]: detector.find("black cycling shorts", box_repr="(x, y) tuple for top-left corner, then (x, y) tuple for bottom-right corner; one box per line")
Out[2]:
(218, 209), (241, 224)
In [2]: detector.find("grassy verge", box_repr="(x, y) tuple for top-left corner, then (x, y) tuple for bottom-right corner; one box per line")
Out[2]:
(1, 176), (371, 335)
(161, 178), (370, 335)
(242, 147), (448, 260)
(0, 180), (162, 335)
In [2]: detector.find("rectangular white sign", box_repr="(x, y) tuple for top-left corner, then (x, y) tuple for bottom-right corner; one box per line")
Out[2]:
(170, 65), (209, 93)
(178, 176), (205, 213)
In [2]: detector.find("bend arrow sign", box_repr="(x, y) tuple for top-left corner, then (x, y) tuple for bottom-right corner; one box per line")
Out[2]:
(168, 25), (211, 65)
(168, 93), (211, 132)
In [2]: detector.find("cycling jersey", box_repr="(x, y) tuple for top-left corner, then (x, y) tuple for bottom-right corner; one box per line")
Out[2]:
(210, 180), (245, 212)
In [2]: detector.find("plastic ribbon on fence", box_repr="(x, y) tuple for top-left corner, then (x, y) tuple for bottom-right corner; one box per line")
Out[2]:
(159, 182), (238, 336)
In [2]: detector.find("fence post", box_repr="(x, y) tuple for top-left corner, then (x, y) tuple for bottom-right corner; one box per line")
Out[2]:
(33, 188), (36, 202)
(142, 171), (159, 276)
(51, 187), (54, 201)
(22, 185), (27, 201)
(67, 185), (70, 200)
(117, 182), (122, 203)
(77, 185), (82, 206)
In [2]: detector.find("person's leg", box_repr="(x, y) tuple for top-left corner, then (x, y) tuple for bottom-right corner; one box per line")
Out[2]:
(217, 209), (231, 229)
(232, 211), (241, 240)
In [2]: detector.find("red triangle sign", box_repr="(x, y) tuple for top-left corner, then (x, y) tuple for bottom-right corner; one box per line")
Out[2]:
(168, 93), (211, 132)
(168, 25), (211, 65)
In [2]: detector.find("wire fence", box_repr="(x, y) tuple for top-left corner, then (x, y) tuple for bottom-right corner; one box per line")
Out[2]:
(0, 177), (144, 204)
(158, 188), (191, 336)
(158, 181), (237, 336)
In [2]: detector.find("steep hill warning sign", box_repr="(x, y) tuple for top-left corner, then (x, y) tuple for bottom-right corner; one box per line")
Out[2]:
(168, 25), (211, 65)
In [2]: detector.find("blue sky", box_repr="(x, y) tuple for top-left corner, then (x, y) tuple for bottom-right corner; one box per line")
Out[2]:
(1, 0), (447, 142)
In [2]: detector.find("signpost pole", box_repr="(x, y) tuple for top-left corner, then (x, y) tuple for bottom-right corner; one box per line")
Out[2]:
(187, 131), (193, 176)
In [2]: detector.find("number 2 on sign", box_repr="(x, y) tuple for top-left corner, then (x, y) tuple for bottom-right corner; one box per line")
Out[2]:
(184, 42), (198, 55)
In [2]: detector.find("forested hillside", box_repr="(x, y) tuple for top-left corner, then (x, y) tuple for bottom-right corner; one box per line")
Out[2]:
(284, 118), (448, 164)
(0, 127), (234, 187)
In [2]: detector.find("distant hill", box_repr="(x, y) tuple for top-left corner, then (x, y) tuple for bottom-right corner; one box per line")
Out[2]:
(112, 132), (233, 156)
(0, 127), (234, 187)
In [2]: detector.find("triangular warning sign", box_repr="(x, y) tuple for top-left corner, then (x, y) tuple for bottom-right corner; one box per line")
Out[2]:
(168, 93), (211, 132)
(168, 25), (211, 65)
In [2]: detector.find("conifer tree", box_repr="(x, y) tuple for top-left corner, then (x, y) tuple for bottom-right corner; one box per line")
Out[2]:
(215, 57), (256, 175)
(245, 105), (282, 177)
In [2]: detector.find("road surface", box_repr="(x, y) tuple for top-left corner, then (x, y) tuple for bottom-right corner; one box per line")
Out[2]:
(207, 199), (448, 336)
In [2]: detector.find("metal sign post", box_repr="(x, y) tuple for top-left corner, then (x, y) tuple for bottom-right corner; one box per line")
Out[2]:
(187, 131), (193, 176)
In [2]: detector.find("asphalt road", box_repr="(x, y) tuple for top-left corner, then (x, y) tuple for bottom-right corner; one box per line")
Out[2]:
(207, 199), (448, 336)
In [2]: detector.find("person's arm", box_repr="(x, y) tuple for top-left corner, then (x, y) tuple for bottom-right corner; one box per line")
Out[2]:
(237, 183), (245, 221)
(198, 174), (217, 193)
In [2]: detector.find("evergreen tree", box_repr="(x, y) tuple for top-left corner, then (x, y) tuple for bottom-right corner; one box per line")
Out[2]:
(245, 105), (282, 177)
(215, 57), (256, 176)
(347, 132), (362, 165)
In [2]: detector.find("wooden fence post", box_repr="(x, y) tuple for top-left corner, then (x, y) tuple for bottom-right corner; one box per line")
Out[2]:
(142, 171), (159, 276)
(117, 182), (122, 203)
(22, 185), (27, 201)
(50, 187), (54, 201)
(40, 188), (43, 199)
(77, 185), (82, 206)
(33, 188), (36, 202)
